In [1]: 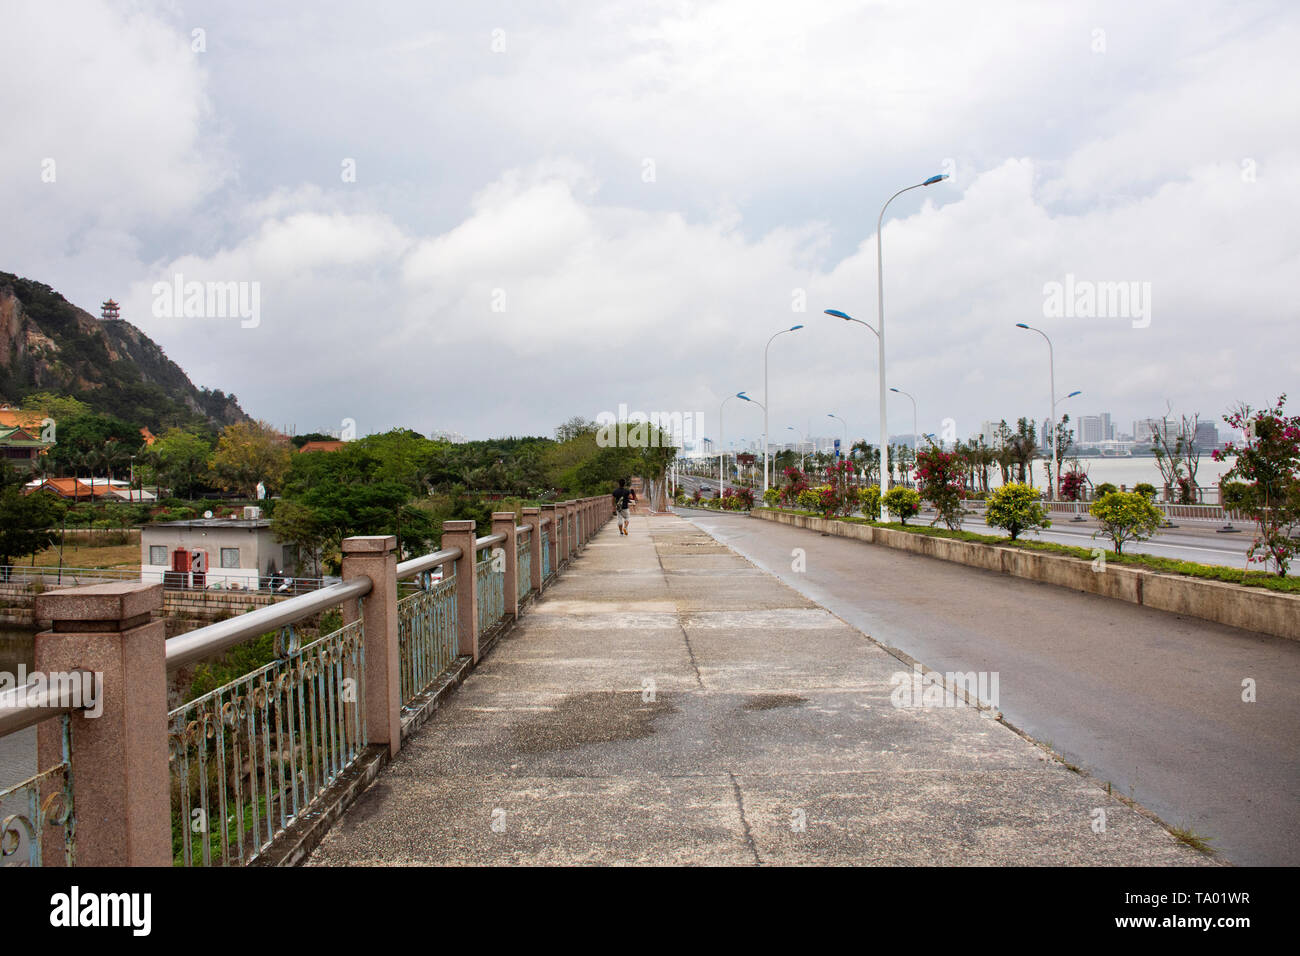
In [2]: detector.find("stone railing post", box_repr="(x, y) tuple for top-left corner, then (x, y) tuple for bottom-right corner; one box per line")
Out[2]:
(341, 535), (400, 757)
(492, 512), (519, 620)
(34, 582), (171, 866)
(440, 520), (480, 663)
(522, 507), (543, 593)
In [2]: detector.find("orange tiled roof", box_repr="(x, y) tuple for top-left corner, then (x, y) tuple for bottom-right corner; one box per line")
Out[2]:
(298, 440), (346, 453)
(26, 477), (113, 499)
(0, 406), (45, 430)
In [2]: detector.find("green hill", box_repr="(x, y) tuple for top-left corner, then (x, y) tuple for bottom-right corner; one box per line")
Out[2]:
(0, 271), (247, 430)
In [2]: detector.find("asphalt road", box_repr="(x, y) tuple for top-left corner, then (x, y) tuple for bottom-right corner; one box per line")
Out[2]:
(682, 509), (1300, 866)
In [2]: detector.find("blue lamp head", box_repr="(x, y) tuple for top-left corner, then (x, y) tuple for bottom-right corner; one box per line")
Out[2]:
(1067, 390), (1082, 398)
(824, 309), (852, 321)
(737, 391), (751, 401)
(923, 174), (948, 186)
(1015, 322), (1030, 329)
(789, 324), (804, 331)
(889, 387), (900, 394)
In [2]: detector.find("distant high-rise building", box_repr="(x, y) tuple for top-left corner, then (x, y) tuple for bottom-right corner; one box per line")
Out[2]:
(1133, 418), (1163, 444)
(1079, 415), (1104, 444)
(1195, 422), (1219, 449)
(978, 420), (1002, 448)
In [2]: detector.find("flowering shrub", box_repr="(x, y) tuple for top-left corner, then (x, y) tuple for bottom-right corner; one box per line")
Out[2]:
(1213, 395), (1300, 576)
(914, 448), (966, 530)
(1060, 470), (1088, 502)
(762, 487), (781, 507)
(779, 467), (810, 507)
(721, 486), (754, 511)
(796, 487), (823, 512)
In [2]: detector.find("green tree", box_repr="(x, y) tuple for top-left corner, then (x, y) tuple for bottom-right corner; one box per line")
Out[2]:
(1090, 491), (1163, 555)
(212, 420), (291, 497)
(141, 428), (214, 498)
(985, 482), (1051, 541)
(0, 465), (65, 573)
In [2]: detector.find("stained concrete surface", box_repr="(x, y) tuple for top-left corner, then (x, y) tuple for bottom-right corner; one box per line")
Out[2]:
(309, 513), (1212, 867)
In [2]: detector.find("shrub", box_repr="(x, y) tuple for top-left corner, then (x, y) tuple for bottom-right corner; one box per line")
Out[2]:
(882, 487), (921, 524)
(1060, 471), (1088, 502)
(796, 488), (823, 512)
(762, 487), (781, 507)
(1094, 482), (1118, 498)
(858, 484), (881, 520)
(1090, 491), (1164, 555)
(985, 482), (1050, 541)
(1133, 482), (1157, 501)
(914, 447), (966, 530)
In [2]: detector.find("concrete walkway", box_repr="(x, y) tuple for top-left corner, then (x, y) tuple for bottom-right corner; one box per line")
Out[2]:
(309, 513), (1211, 866)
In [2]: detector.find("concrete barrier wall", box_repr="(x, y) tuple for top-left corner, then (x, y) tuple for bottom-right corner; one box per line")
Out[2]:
(752, 509), (1299, 641)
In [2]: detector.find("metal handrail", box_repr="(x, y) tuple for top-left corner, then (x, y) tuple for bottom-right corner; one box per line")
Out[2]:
(165, 578), (372, 672)
(396, 547), (462, 581)
(0, 672), (98, 737)
(515, 524), (530, 535)
(476, 533), (507, 550)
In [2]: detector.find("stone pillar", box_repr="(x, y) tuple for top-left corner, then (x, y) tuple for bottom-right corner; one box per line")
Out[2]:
(522, 507), (543, 593)
(492, 512), (519, 620)
(565, 501), (578, 558)
(439, 520), (480, 662)
(34, 582), (171, 866)
(341, 535), (400, 757)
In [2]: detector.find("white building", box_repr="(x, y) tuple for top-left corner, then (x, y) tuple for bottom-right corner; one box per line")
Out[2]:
(140, 516), (298, 590)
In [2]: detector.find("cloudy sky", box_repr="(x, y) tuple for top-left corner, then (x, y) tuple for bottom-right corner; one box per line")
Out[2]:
(3, 0), (1297, 448)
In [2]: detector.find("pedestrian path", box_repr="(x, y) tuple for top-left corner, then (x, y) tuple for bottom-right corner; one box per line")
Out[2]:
(309, 513), (1211, 865)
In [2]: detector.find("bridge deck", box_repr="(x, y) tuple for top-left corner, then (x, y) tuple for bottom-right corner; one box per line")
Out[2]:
(309, 513), (1208, 866)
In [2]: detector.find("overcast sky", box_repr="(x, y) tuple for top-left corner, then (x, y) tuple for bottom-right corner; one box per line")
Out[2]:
(3, 0), (1297, 447)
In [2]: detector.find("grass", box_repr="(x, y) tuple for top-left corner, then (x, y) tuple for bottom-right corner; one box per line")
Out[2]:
(28, 540), (141, 570)
(764, 507), (1300, 593)
(1168, 825), (1215, 854)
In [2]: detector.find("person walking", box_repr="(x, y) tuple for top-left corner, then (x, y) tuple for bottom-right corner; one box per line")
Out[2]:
(613, 478), (633, 535)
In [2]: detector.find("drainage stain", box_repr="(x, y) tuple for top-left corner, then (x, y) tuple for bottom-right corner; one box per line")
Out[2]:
(742, 694), (808, 711)
(507, 691), (678, 753)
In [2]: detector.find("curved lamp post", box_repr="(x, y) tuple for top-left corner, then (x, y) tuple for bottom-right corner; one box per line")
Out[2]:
(827, 413), (847, 460)
(718, 392), (746, 495)
(827, 171), (947, 518)
(764, 325), (803, 497)
(1015, 322), (1062, 500)
(786, 425), (807, 471)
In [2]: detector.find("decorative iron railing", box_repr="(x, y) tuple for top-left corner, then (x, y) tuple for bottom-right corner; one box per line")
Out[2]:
(476, 551), (505, 633)
(0, 716), (75, 867)
(397, 576), (458, 707)
(541, 530), (552, 579)
(517, 534), (532, 599)
(168, 618), (366, 866)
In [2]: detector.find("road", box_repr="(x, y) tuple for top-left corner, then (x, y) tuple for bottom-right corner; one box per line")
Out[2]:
(673, 472), (1272, 571)
(681, 509), (1300, 866)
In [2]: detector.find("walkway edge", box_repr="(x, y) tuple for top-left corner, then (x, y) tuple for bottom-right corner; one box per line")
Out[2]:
(746, 508), (1299, 641)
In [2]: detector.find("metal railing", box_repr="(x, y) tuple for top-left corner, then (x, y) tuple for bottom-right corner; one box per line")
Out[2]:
(0, 680), (83, 867)
(516, 526), (532, 599)
(541, 529), (552, 580)
(396, 576), (457, 708)
(0, 565), (329, 595)
(476, 547), (505, 634)
(168, 618), (366, 866)
(164, 576), (372, 866)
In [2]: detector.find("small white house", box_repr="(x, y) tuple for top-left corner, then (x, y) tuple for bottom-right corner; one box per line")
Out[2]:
(140, 517), (297, 590)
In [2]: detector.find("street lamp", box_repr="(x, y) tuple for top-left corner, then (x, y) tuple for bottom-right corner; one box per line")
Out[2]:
(764, 325), (803, 498)
(889, 387), (918, 453)
(1015, 322), (1065, 500)
(718, 392), (745, 495)
(827, 413), (847, 459)
(829, 171), (948, 519)
(786, 425), (807, 471)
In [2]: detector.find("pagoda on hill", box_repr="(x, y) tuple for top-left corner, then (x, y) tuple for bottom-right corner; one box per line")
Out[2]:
(100, 298), (120, 320)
